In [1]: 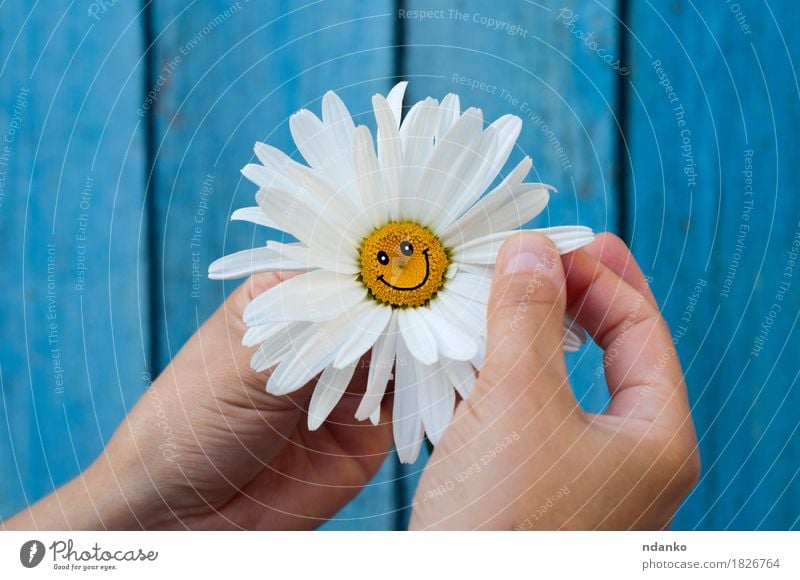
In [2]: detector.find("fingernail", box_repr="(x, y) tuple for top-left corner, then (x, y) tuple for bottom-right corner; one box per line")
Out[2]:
(498, 233), (556, 275)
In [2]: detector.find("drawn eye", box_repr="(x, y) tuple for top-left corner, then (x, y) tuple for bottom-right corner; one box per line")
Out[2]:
(377, 251), (389, 265)
(400, 241), (413, 256)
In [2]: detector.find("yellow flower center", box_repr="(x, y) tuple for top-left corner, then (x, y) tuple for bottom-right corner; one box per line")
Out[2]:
(359, 221), (450, 308)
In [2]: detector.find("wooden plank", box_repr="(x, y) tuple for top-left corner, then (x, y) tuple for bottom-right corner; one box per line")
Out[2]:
(0, 4), (149, 518)
(626, 1), (800, 529)
(147, 0), (402, 529)
(401, 0), (623, 516)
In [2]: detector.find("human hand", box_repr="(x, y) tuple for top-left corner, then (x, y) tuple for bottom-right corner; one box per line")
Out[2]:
(410, 232), (700, 530)
(6, 273), (394, 530)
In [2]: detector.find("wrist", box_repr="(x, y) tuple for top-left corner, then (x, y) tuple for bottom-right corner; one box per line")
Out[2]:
(1, 458), (157, 530)
(83, 448), (175, 529)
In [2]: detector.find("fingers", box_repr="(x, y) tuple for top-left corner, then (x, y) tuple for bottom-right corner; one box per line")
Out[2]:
(580, 233), (656, 307)
(477, 232), (576, 412)
(168, 272), (308, 465)
(561, 249), (689, 424)
(211, 272), (300, 395)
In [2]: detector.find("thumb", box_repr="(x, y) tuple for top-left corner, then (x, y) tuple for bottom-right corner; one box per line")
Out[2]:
(167, 272), (307, 454)
(478, 232), (573, 411)
(209, 272), (310, 398)
(107, 272), (305, 507)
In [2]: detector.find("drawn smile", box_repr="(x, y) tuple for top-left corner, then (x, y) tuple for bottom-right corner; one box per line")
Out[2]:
(360, 222), (449, 308)
(377, 249), (430, 291)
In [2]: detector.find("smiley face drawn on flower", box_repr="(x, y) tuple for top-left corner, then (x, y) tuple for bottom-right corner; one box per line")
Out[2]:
(376, 239), (430, 291)
(359, 221), (450, 308)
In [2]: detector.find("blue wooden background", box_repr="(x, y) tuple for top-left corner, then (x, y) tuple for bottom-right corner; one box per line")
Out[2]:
(1, 0), (798, 529)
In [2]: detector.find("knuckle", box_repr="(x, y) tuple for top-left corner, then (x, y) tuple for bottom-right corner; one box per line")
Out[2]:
(672, 439), (701, 493)
(598, 231), (628, 250)
(596, 298), (661, 349)
(646, 428), (701, 493)
(459, 374), (530, 427)
(459, 376), (504, 424)
(489, 271), (565, 322)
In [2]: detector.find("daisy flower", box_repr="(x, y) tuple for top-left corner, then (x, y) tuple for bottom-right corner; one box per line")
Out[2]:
(209, 82), (593, 463)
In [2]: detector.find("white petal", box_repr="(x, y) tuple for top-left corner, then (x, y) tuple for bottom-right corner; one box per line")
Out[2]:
(417, 363), (455, 445)
(446, 261), (459, 280)
(415, 108), (484, 227)
(289, 109), (357, 197)
(459, 262), (495, 277)
(399, 98), (439, 221)
(241, 162), (298, 192)
(288, 109), (330, 168)
(356, 312), (398, 421)
(565, 314), (587, 343)
(243, 320), (292, 347)
(563, 314), (587, 352)
(437, 93), (460, 137)
(354, 126), (390, 229)
(471, 338), (486, 369)
(266, 241), (358, 275)
(441, 358), (477, 400)
(563, 329), (582, 352)
(393, 338), (425, 464)
(322, 91), (364, 210)
(445, 183), (551, 246)
(399, 97), (438, 164)
(243, 270), (365, 325)
(373, 94), (403, 220)
(307, 360), (358, 430)
(430, 124), (499, 232)
(250, 322), (311, 371)
(208, 246), (308, 280)
(267, 311), (361, 395)
(333, 303), (392, 368)
(471, 114), (522, 198)
(386, 81), (408, 127)
(283, 162), (371, 237)
(423, 302), (478, 361)
(285, 162), (353, 210)
(231, 206), (280, 229)
(446, 271), (493, 305)
(441, 155), (542, 245)
(397, 307), (438, 365)
(322, 90), (356, 157)
(251, 341), (291, 373)
(444, 156), (532, 231)
(454, 226), (595, 264)
(536, 226), (597, 254)
(435, 289), (487, 339)
(256, 186), (359, 254)
(253, 141), (304, 175)
(369, 406), (381, 426)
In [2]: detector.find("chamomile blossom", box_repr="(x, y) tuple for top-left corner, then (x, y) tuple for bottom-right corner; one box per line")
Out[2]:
(209, 82), (593, 463)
